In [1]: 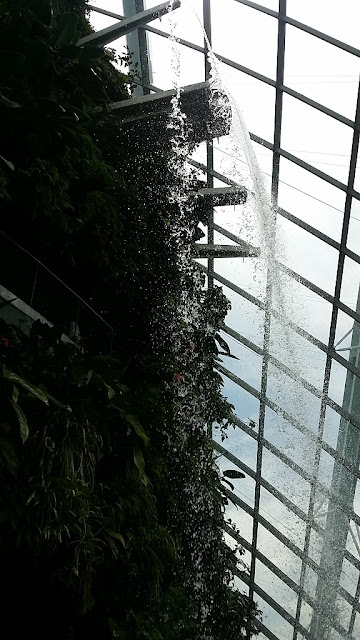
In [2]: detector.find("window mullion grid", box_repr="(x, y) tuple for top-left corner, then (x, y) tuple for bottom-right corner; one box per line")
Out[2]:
(294, 77), (360, 639)
(349, 569), (360, 634)
(247, 2), (287, 638)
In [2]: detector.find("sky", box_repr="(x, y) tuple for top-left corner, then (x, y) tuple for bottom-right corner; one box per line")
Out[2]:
(89, 2), (360, 638)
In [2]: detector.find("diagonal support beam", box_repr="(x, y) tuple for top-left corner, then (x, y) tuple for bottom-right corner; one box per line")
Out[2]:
(77, 0), (181, 48)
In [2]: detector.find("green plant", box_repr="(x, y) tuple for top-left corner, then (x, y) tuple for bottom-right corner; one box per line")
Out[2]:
(0, 1), (260, 638)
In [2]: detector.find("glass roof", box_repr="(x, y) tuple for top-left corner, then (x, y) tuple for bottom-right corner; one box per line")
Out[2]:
(88, 2), (360, 638)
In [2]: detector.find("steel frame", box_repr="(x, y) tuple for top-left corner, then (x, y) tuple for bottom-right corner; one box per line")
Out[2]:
(86, 2), (360, 638)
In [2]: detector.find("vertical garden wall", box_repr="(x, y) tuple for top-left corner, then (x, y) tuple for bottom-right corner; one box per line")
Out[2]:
(0, 1), (259, 638)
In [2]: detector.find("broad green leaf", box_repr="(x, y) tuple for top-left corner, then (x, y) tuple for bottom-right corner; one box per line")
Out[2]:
(0, 95), (20, 109)
(214, 332), (231, 355)
(223, 469), (245, 479)
(103, 380), (115, 399)
(43, 391), (71, 411)
(0, 155), (14, 171)
(56, 13), (79, 48)
(133, 448), (148, 485)
(10, 399), (29, 443)
(221, 478), (234, 492)
(105, 529), (126, 548)
(12, 385), (19, 403)
(125, 414), (150, 446)
(26, 492), (35, 505)
(37, 384), (71, 410)
(3, 367), (49, 404)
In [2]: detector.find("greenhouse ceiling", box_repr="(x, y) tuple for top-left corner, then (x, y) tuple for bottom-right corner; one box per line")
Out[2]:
(88, 1), (360, 638)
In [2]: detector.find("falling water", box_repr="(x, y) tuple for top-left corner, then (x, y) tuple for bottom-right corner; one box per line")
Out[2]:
(159, 7), (354, 638)
(188, 13), (320, 546)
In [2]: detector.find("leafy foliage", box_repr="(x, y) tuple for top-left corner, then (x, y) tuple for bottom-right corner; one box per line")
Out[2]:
(0, 1), (260, 638)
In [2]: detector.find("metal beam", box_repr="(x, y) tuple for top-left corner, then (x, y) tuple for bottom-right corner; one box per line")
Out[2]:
(110, 81), (231, 142)
(123, 0), (152, 96)
(194, 243), (260, 258)
(190, 185), (247, 206)
(78, 1), (181, 47)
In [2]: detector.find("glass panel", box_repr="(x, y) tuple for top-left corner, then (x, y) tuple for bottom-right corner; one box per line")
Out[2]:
(217, 331), (262, 390)
(226, 501), (254, 543)
(264, 407), (316, 475)
(280, 270), (333, 345)
(281, 93), (353, 184)
(318, 449), (335, 488)
(214, 422), (258, 471)
(146, 0), (204, 46)
(224, 532), (252, 576)
(299, 601), (314, 630)
(147, 33), (204, 87)
(340, 557), (359, 599)
(354, 612), (360, 637)
(215, 66), (276, 143)
(286, 0), (360, 50)
(262, 448), (311, 512)
(335, 309), (355, 351)
(90, 3), (121, 29)
(255, 560), (297, 617)
(278, 158), (345, 244)
(334, 594), (352, 630)
(260, 0), (278, 9)
(269, 316), (327, 389)
(346, 199), (360, 254)
(308, 527), (323, 564)
(214, 254), (266, 304)
(221, 373), (260, 424)
(323, 406), (341, 450)
(277, 214), (339, 296)
(216, 453), (256, 502)
(253, 140), (274, 179)
(355, 148), (360, 193)
(212, 0), (278, 79)
(284, 24), (360, 120)
(341, 256), (360, 314)
(260, 487), (306, 548)
(328, 361), (348, 407)
(354, 479), (360, 516)
(254, 595), (294, 640)
(257, 524), (303, 584)
(266, 362), (322, 434)
(312, 491), (329, 530)
(220, 284), (265, 348)
(346, 525), (360, 557)
(303, 564), (318, 599)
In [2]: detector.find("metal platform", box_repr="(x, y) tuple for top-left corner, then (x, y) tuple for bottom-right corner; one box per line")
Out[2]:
(194, 243), (260, 259)
(190, 186), (248, 207)
(110, 81), (231, 143)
